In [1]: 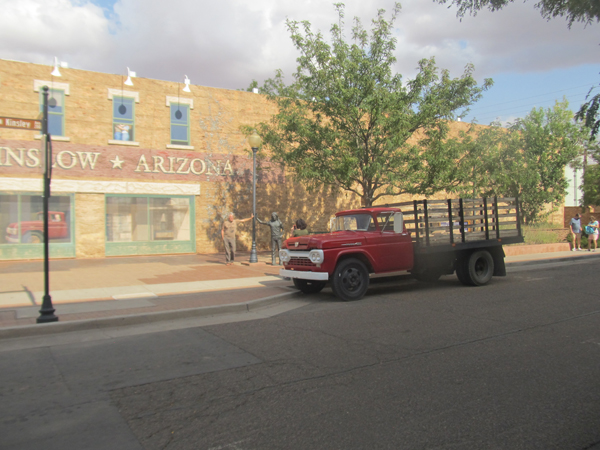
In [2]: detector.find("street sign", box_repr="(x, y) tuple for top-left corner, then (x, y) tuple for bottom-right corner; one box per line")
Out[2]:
(0, 116), (42, 131)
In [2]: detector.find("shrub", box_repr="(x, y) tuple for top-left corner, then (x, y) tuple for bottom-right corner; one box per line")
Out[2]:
(522, 224), (559, 245)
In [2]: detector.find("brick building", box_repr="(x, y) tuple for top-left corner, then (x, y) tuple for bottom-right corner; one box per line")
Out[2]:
(0, 59), (357, 260)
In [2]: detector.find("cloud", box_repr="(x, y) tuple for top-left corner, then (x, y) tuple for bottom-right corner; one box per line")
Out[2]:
(0, 0), (596, 92)
(396, 0), (599, 79)
(0, 0), (112, 68)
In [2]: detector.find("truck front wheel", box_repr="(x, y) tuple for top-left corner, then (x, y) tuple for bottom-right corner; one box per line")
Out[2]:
(456, 250), (494, 286)
(331, 258), (369, 301)
(293, 278), (327, 294)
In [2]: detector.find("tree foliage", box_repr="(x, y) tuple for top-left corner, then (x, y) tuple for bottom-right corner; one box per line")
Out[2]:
(575, 84), (600, 142)
(436, 0), (600, 28)
(582, 164), (600, 206)
(249, 3), (491, 207)
(459, 100), (584, 222)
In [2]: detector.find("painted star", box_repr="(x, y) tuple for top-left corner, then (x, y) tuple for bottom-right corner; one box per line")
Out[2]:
(110, 155), (124, 169)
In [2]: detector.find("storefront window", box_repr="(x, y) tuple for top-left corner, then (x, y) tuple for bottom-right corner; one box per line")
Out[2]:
(0, 194), (72, 244)
(106, 195), (191, 242)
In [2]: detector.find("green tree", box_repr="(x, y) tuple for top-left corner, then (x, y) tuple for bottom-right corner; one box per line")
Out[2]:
(574, 83), (600, 206)
(436, 0), (600, 28)
(249, 3), (491, 207)
(582, 164), (600, 205)
(575, 84), (599, 142)
(464, 100), (584, 222)
(452, 122), (506, 198)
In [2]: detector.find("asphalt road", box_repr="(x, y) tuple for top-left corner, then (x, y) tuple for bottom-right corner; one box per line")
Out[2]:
(2, 259), (600, 450)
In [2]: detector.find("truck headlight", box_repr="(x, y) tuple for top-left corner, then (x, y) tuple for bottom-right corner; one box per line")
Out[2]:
(6, 227), (17, 235)
(280, 249), (291, 263)
(308, 250), (324, 264)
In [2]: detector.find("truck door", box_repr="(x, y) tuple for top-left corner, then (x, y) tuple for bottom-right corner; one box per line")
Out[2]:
(375, 212), (413, 271)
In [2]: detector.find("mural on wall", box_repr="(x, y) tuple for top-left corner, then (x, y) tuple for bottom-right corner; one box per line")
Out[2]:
(199, 93), (244, 157)
(0, 139), (284, 184)
(197, 93), (281, 238)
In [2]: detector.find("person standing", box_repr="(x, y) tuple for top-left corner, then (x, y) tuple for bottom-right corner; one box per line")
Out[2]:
(586, 216), (599, 252)
(570, 213), (582, 251)
(221, 213), (252, 265)
(257, 212), (285, 265)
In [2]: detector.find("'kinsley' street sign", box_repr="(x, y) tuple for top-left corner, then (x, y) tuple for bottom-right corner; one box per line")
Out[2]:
(0, 117), (42, 131)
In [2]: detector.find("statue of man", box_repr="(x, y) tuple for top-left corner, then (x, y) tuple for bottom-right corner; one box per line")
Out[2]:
(257, 212), (285, 265)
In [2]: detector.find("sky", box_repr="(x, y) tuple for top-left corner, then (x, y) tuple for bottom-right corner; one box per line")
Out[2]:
(0, 0), (598, 126)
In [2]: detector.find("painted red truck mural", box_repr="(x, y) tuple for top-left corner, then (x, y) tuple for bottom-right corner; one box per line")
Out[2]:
(5, 211), (68, 244)
(280, 197), (523, 301)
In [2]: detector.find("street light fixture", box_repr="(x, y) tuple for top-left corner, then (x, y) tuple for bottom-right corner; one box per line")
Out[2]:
(37, 86), (58, 324)
(248, 131), (262, 263)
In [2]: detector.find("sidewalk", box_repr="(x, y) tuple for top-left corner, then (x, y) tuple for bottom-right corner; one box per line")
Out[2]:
(1, 248), (599, 335)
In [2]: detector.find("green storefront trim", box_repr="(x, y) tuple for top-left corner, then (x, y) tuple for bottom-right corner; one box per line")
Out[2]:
(104, 194), (196, 257)
(0, 242), (76, 259)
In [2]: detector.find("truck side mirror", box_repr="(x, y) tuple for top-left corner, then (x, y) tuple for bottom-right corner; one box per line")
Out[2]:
(393, 212), (404, 233)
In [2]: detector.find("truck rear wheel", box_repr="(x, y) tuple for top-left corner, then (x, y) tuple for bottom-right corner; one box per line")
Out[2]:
(331, 258), (369, 301)
(456, 250), (494, 286)
(22, 231), (43, 244)
(293, 278), (327, 294)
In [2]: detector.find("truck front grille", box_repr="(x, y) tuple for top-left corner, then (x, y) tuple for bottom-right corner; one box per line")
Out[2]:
(289, 257), (316, 267)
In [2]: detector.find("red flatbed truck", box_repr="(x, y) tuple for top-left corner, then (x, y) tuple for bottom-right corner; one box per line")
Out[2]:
(279, 197), (523, 301)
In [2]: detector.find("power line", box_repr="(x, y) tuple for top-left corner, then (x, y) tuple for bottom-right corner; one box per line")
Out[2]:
(471, 83), (596, 112)
(465, 83), (597, 124)
(478, 90), (589, 115)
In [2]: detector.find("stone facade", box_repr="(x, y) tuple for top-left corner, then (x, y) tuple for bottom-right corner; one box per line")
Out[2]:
(75, 193), (104, 258)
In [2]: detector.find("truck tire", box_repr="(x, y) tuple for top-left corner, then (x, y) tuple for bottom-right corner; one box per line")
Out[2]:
(22, 231), (43, 244)
(293, 278), (327, 294)
(331, 258), (369, 301)
(456, 250), (494, 286)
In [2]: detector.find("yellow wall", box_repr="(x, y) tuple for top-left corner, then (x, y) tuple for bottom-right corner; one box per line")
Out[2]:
(0, 59), (362, 257)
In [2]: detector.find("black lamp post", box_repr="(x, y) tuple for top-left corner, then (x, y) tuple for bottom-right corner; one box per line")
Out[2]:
(248, 132), (262, 263)
(37, 86), (58, 324)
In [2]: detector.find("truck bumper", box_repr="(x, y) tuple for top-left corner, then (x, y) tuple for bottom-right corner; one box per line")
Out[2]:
(280, 269), (329, 281)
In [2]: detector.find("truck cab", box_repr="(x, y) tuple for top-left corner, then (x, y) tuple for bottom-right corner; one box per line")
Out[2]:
(280, 207), (414, 300)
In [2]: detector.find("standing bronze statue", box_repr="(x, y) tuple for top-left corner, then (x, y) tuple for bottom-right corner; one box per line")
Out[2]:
(257, 212), (284, 265)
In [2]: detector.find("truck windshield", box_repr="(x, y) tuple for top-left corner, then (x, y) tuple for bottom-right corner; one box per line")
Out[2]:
(332, 214), (373, 231)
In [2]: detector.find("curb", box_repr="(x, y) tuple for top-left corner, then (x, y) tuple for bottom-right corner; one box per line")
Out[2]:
(0, 290), (298, 341)
(505, 252), (600, 267)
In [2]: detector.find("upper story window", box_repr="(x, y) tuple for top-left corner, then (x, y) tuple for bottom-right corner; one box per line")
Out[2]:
(33, 80), (70, 139)
(166, 96), (193, 149)
(113, 96), (135, 142)
(42, 88), (65, 137)
(170, 103), (190, 146)
(107, 88), (140, 146)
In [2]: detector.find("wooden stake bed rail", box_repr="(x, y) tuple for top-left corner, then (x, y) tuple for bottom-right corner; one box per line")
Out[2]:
(379, 197), (524, 251)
